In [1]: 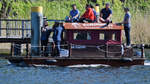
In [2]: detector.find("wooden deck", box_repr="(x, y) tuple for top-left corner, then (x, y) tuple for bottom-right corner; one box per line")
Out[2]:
(6, 45), (145, 66)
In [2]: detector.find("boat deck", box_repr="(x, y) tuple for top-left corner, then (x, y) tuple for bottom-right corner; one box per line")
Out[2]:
(6, 45), (145, 66)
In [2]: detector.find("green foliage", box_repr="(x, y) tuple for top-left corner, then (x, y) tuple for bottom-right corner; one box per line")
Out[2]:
(0, 2), (1, 8)
(124, 0), (150, 12)
(3, 0), (150, 20)
(1, 0), (150, 44)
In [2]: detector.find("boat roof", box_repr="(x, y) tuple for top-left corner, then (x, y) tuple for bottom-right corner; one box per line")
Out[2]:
(63, 23), (123, 30)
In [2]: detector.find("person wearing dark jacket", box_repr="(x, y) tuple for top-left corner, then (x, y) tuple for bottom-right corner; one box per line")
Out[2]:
(41, 21), (51, 56)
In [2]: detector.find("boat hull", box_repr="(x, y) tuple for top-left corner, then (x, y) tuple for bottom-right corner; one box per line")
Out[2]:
(8, 57), (145, 66)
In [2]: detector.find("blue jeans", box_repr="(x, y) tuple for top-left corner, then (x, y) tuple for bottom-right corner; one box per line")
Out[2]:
(65, 16), (79, 22)
(54, 41), (61, 56)
(124, 27), (130, 46)
(71, 18), (79, 22)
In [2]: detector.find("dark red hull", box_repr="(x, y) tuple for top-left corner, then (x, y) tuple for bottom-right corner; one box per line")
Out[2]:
(8, 57), (145, 67)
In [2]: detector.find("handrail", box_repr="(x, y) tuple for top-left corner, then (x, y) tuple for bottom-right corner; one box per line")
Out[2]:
(0, 19), (30, 21)
(0, 18), (64, 23)
(0, 19), (64, 38)
(0, 19), (31, 38)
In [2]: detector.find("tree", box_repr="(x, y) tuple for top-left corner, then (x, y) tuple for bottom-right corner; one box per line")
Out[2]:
(0, 0), (32, 18)
(87, 0), (97, 3)
(0, 0), (13, 18)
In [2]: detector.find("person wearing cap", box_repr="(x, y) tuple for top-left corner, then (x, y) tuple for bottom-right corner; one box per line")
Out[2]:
(122, 7), (131, 47)
(99, 3), (112, 23)
(52, 22), (64, 56)
(41, 20), (51, 56)
(79, 4), (95, 23)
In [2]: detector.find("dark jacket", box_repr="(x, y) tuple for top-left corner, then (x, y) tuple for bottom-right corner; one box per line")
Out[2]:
(41, 26), (51, 41)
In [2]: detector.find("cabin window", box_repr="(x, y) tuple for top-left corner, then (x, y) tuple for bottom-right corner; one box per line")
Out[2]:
(112, 33), (116, 41)
(99, 33), (105, 40)
(73, 32), (91, 40)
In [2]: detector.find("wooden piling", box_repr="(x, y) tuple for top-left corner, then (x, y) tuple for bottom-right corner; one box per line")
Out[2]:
(141, 44), (145, 58)
(26, 43), (29, 58)
(10, 43), (14, 56)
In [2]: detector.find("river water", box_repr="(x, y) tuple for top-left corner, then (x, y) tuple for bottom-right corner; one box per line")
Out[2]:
(0, 59), (150, 84)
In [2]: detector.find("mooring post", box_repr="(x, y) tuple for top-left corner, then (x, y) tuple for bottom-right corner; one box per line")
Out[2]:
(141, 44), (145, 58)
(31, 6), (43, 56)
(10, 43), (14, 57)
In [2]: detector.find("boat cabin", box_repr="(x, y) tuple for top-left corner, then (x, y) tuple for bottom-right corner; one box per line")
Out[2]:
(63, 23), (124, 58)
(64, 23), (123, 45)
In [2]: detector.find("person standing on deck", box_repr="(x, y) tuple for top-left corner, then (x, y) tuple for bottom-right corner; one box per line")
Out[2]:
(52, 22), (64, 57)
(41, 20), (51, 56)
(79, 4), (95, 23)
(122, 7), (131, 47)
(99, 3), (112, 24)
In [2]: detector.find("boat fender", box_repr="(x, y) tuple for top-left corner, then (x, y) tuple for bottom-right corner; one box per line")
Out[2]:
(121, 58), (133, 62)
(45, 59), (57, 63)
(121, 45), (124, 55)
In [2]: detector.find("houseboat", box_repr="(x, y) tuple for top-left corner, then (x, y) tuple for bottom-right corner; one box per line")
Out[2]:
(7, 22), (145, 66)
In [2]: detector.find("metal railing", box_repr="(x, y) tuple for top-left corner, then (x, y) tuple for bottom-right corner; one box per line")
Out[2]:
(0, 19), (31, 38)
(0, 19), (64, 38)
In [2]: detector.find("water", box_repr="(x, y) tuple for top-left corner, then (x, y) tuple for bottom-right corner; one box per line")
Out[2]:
(0, 59), (150, 84)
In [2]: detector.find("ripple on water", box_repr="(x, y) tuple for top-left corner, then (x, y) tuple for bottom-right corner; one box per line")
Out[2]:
(0, 60), (150, 84)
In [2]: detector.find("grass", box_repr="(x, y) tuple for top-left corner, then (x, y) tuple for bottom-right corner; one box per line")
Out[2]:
(0, 0), (150, 44)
